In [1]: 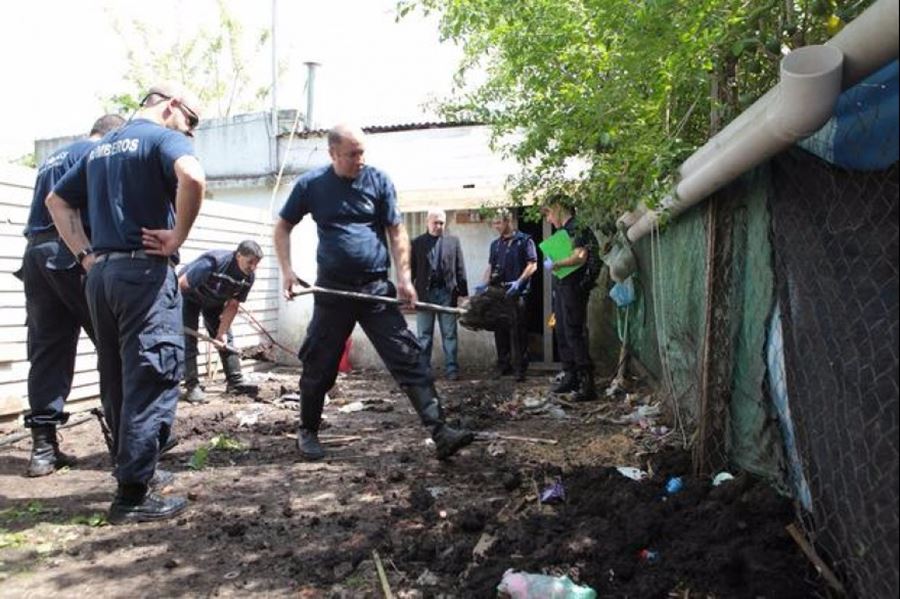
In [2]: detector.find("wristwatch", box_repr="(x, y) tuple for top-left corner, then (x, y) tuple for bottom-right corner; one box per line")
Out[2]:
(76, 246), (94, 264)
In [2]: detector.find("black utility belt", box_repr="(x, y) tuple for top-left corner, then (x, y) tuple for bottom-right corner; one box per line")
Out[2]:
(95, 250), (173, 266)
(26, 230), (61, 245)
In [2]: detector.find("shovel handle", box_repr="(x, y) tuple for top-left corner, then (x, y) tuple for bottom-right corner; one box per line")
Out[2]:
(290, 285), (467, 316)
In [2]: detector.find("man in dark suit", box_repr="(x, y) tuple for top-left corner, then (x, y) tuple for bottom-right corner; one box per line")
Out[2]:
(411, 209), (468, 380)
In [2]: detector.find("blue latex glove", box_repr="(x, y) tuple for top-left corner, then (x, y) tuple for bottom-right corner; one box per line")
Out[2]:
(474, 283), (488, 295)
(505, 280), (524, 297)
(543, 257), (555, 271)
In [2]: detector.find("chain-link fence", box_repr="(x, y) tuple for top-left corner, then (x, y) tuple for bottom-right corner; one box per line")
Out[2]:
(770, 148), (899, 599)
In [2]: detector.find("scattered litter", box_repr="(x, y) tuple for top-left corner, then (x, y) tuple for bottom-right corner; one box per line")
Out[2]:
(665, 476), (683, 495)
(497, 569), (597, 599)
(539, 479), (566, 504)
(338, 401), (365, 413)
(523, 396), (548, 411)
(712, 472), (735, 486)
(416, 569), (440, 586)
(223, 570), (240, 580)
(278, 393), (300, 403)
(427, 486), (448, 498)
(638, 549), (660, 563)
(487, 442), (507, 457)
(473, 533), (497, 559)
(616, 467), (649, 481)
(235, 409), (262, 428)
(616, 403), (661, 425)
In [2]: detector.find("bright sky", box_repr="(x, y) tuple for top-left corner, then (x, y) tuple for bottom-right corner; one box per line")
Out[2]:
(0, 0), (462, 162)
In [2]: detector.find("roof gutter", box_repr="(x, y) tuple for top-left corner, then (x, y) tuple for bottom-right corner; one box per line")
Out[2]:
(624, 0), (900, 244)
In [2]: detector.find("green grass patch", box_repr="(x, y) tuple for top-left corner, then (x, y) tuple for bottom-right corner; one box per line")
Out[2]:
(189, 435), (247, 470)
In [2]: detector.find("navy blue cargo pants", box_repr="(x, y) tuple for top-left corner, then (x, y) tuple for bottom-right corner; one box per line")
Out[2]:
(18, 233), (96, 428)
(297, 276), (431, 431)
(493, 295), (529, 376)
(553, 281), (593, 373)
(84, 255), (183, 485)
(182, 298), (238, 388)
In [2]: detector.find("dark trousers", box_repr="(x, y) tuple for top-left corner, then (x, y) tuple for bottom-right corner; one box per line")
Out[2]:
(553, 282), (593, 373)
(493, 295), (529, 375)
(19, 236), (95, 427)
(85, 257), (183, 485)
(182, 298), (239, 387)
(298, 277), (430, 430)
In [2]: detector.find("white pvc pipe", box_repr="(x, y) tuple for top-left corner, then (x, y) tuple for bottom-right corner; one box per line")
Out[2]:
(628, 45), (844, 243)
(627, 0), (899, 244)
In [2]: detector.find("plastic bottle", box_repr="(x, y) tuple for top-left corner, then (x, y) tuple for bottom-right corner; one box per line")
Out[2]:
(665, 476), (683, 494)
(497, 569), (597, 599)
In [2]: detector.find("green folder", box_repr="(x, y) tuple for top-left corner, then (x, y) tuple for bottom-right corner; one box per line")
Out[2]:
(539, 229), (582, 279)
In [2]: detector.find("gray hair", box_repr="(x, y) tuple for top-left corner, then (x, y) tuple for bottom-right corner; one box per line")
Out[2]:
(427, 208), (446, 222)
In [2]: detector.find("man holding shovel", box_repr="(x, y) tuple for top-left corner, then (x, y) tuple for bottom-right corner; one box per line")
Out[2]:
(179, 240), (263, 403)
(273, 124), (473, 461)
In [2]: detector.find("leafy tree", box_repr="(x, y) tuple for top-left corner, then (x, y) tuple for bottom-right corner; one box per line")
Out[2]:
(400, 0), (870, 225)
(105, 0), (274, 119)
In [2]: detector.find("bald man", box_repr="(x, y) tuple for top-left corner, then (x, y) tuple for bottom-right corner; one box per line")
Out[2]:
(47, 82), (205, 524)
(274, 124), (474, 461)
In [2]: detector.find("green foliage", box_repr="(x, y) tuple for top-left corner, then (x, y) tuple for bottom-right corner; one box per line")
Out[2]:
(67, 513), (107, 527)
(0, 530), (27, 549)
(105, 0), (276, 118)
(400, 0), (869, 226)
(189, 434), (247, 470)
(11, 152), (37, 169)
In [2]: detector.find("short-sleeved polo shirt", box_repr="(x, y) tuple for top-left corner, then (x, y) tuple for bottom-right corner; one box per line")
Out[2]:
(280, 165), (402, 282)
(181, 249), (254, 309)
(52, 118), (195, 261)
(24, 139), (96, 237)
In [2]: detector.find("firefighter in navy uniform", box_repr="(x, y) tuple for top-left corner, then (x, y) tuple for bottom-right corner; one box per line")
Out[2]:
(179, 241), (263, 403)
(17, 114), (124, 477)
(274, 124), (474, 461)
(47, 82), (205, 524)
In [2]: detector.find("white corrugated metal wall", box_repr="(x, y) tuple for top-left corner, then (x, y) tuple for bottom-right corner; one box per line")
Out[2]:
(0, 164), (281, 421)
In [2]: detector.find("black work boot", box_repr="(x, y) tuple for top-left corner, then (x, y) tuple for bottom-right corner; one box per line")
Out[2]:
(107, 483), (188, 525)
(403, 385), (474, 460)
(572, 371), (597, 402)
(27, 426), (77, 477)
(297, 428), (326, 461)
(551, 370), (578, 394)
(223, 353), (259, 396)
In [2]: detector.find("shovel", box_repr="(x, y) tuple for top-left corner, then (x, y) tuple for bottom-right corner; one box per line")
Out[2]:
(183, 327), (276, 362)
(289, 276), (467, 316)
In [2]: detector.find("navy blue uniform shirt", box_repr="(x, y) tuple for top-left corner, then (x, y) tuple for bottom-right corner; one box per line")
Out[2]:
(489, 231), (538, 293)
(24, 139), (96, 237)
(181, 249), (254, 308)
(52, 118), (194, 261)
(280, 165), (402, 282)
(559, 216), (600, 287)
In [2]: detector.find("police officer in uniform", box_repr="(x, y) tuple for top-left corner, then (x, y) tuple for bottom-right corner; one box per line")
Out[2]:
(474, 209), (538, 381)
(47, 82), (205, 524)
(542, 196), (601, 401)
(179, 240), (263, 403)
(274, 124), (474, 461)
(17, 114), (124, 477)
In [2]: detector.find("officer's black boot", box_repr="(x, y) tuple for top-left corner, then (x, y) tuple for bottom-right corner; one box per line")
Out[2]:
(27, 426), (77, 477)
(403, 385), (474, 460)
(107, 483), (188, 525)
(572, 371), (597, 402)
(551, 370), (578, 394)
(296, 393), (326, 460)
(223, 353), (259, 396)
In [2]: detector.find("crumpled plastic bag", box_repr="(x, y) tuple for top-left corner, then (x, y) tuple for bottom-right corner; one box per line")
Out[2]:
(609, 276), (636, 307)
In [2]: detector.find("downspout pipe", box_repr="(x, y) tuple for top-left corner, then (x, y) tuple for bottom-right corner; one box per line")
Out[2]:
(627, 44), (844, 242)
(627, 0), (899, 244)
(680, 0), (899, 180)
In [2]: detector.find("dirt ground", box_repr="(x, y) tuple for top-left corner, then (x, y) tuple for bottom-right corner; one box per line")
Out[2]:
(1, 367), (826, 598)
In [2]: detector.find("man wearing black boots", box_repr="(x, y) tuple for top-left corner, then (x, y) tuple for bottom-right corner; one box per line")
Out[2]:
(17, 113), (124, 477)
(274, 124), (474, 461)
(179, 240), (263, 403)
(48, 82), (205, 523)
(542, 196), (601, 402)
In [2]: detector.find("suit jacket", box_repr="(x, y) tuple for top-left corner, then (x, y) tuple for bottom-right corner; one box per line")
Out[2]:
(411, 233), (468, 306)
